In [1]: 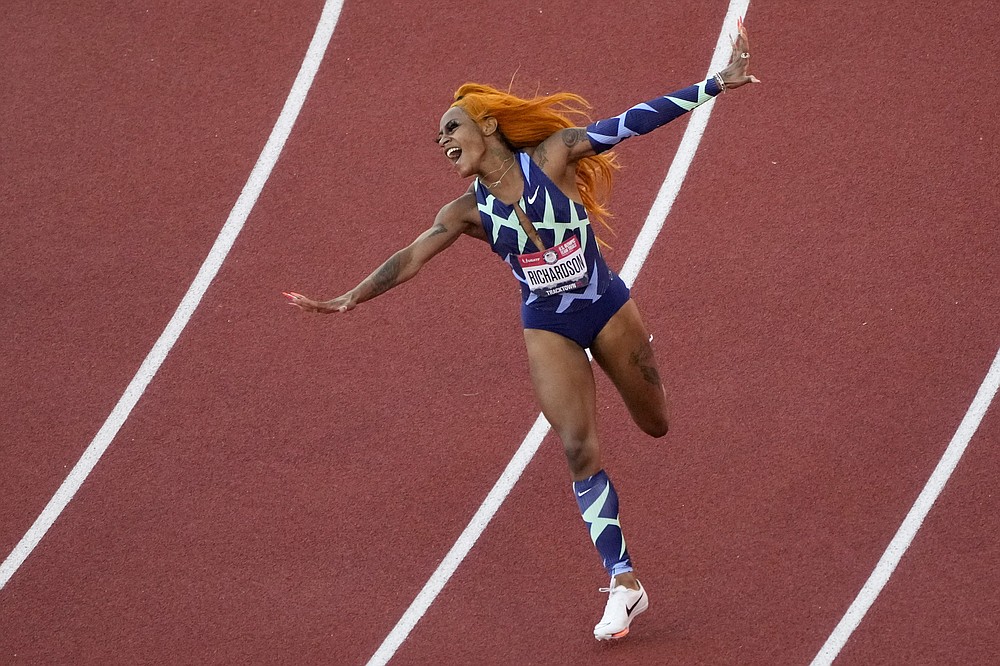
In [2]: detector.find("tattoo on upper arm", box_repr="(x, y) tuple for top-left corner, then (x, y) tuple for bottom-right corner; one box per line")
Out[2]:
(562, 128), (588, 148)
(427, 223), (448, 238)
(533, 143), (548, 168)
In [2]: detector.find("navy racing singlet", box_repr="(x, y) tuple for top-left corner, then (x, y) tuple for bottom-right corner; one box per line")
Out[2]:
(474, 152), (615, 314)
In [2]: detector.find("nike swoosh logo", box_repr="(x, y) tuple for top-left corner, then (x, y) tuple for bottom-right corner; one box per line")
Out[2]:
(526, 186), (540, 205)
(626, 591), (644, 617)
(576, 487), (594, 497)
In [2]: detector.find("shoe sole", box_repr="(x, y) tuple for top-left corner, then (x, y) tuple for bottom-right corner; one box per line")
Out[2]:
(594, 626), (632, 641)
(594, 600), (647, 641)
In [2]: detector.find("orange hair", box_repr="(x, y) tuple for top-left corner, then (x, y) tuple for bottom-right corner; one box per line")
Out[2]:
(452, 83), (619, 233)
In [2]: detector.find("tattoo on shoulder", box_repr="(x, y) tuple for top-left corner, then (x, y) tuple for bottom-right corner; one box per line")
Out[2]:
(562, 128), (588, 148)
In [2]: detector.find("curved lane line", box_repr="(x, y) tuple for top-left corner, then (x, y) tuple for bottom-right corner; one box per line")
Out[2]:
(365, 2), (751, 663)
(0, 0), (346, 591)
(812, 346), (1000, 665)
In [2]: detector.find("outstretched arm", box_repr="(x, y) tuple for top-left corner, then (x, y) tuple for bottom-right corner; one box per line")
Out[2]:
(541, 19), (759, 168)
(284, 194), (480, 314)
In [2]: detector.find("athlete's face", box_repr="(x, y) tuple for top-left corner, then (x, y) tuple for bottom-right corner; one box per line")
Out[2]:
(437, 106), (488, 178)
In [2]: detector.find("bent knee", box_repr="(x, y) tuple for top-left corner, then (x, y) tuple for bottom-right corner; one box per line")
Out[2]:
(640, 415), (669, 438)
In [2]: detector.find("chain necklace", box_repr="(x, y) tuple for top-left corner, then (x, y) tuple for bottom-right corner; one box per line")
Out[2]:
(480, 158), (515, 190)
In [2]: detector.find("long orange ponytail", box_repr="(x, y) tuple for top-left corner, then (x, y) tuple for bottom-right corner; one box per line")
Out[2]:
(452, 83), (619, 232)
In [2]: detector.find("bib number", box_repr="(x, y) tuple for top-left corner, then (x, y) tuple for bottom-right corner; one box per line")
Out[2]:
(517, 237), (589, 297)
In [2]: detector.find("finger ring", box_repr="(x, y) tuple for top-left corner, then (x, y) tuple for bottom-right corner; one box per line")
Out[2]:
(741, 52), (750, 58)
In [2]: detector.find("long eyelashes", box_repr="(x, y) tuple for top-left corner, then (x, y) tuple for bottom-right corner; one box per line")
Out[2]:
(435, 120), (460, 143)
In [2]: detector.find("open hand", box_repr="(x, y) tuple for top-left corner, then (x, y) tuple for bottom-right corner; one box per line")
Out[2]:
(283, 290), (357, 314)
(719, 17), (760, 89)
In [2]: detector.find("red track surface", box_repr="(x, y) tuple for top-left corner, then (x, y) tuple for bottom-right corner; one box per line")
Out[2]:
(2, 1), (998, 664)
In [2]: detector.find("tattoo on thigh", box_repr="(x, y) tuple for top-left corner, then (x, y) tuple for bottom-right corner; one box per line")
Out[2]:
(630, 343), (661, 387)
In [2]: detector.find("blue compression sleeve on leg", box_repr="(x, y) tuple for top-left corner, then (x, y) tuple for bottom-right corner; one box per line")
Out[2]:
(586, 77), (724, 154)
(574, 469), (633, 577)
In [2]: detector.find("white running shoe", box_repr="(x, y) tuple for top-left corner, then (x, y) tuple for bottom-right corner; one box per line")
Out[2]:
(594, 578), (648, 640)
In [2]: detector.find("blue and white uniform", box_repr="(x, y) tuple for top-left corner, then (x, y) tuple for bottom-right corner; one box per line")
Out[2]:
(474, 151), (630, 348)
(472, 77), (724, 350)
(472, 77), (725, 585)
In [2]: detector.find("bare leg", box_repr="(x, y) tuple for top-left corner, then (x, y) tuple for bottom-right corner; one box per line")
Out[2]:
(523, 327), (601, 481)
(591, 299), (670, 438)
(524, 327), (639, 590)
(589, 299), (668, 591)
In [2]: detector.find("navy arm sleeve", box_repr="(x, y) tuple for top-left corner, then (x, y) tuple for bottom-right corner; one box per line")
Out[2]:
(586, 78), (724, 154)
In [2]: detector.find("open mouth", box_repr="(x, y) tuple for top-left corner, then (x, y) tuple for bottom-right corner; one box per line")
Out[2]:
(446, 147), (462, 160)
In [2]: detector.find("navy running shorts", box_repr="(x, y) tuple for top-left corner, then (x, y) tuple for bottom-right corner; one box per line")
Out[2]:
(521, 272), (631, 349)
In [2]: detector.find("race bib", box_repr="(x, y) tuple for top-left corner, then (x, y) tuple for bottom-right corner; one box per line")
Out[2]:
(517, 236), (589, 297)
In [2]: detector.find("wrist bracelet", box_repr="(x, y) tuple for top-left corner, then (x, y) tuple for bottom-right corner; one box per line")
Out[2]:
(713, 72), (727, 93)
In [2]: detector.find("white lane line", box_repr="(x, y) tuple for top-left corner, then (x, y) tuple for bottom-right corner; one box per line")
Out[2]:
(365, 3), (751, 664)
(811, 346), (1000, 665)
(0, 0), (345, 592)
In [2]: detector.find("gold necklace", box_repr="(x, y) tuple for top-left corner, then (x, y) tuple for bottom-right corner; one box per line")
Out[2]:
(480, 158), (515, 189)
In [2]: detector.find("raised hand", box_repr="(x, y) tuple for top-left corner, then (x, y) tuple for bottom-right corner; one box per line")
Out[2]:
(719, 17), (760, 89)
